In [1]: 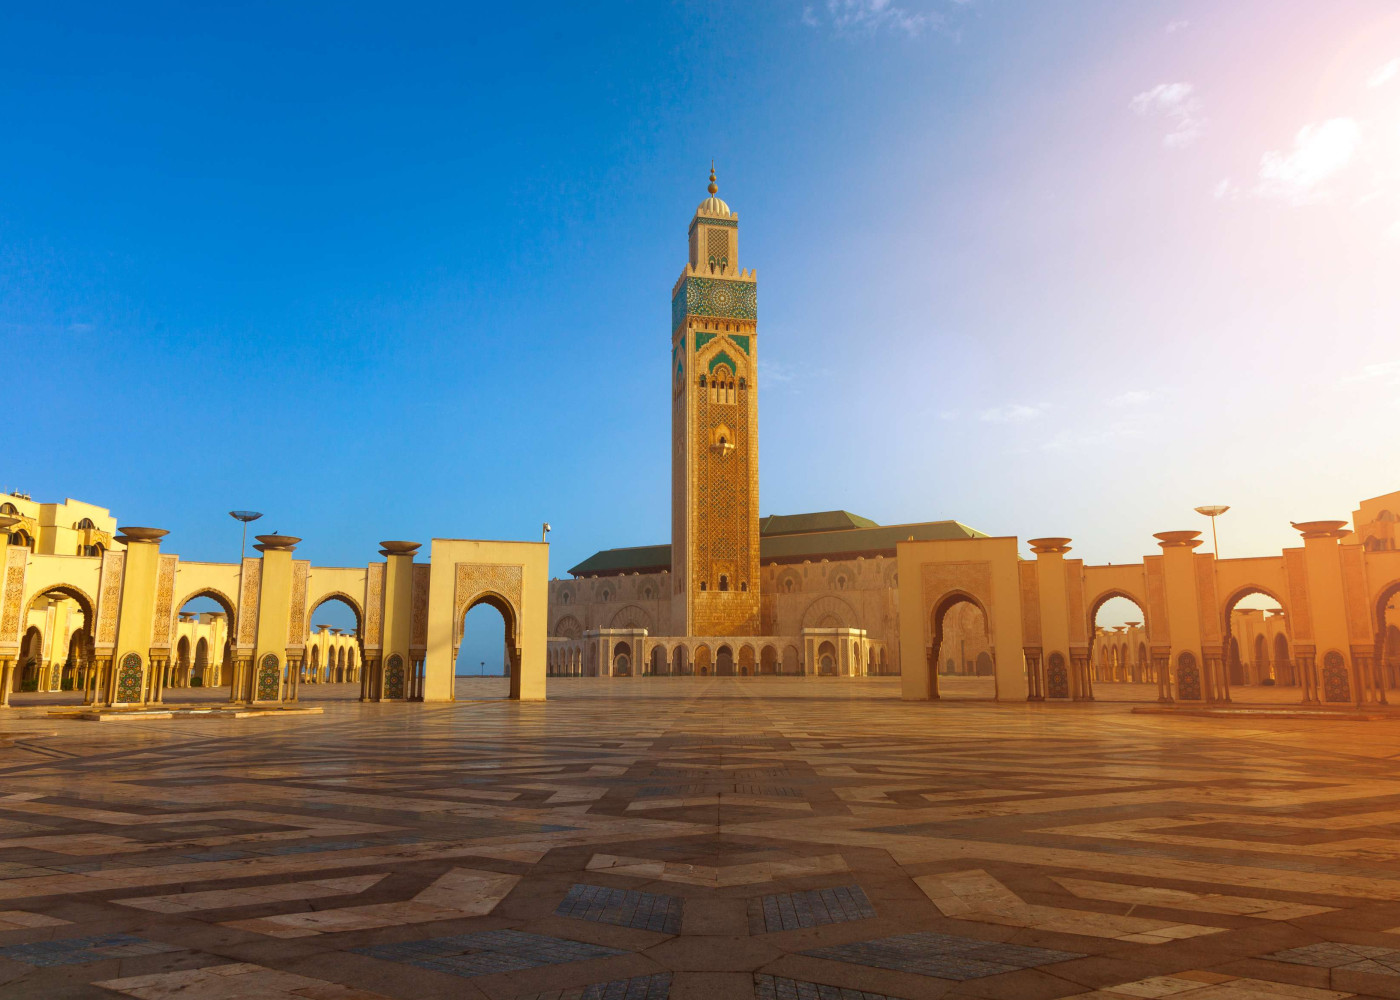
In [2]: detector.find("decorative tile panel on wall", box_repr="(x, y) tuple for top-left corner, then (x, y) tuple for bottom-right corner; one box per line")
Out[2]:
(411, 564), (431, 650)
(95, 551), (126, 649)
(384, 654), (405, 699)
(364, 563), (384, 648)
(919, 562), (993, 646)
(1144, 556), (1171, 645)
(454, 564), (523, 642)
(1017, 562), (1041, 645)
(1194, 553), (1222, 643)
(149, 554), (178, 649)
(256, 653), (280, 701)
(115, 652), (143, 703)
(0, 546), (28, 648)
(1283, 547), (1314, 641)
(238, 560), (261, 648)
(287, 561), (309, 647)
(671, 276), (757, 331)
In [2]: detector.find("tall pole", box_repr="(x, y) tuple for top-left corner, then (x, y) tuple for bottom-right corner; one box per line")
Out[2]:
(1194, 506), (1229, 559)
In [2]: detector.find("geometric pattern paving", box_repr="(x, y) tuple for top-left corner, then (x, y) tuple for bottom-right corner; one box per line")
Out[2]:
(556, 883), (683, 934)
(5, 676), (1400, 998)
(752, 884), (875, 931)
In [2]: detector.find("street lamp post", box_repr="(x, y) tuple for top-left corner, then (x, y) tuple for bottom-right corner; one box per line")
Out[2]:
(229, 511), (263, 562)
(1194, 505), (1230, 558)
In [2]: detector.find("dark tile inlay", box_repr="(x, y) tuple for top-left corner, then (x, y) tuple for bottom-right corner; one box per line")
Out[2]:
(756, 885), (875, 932)
(523, 971), (673, 999)
(803, 931), (1082, 981)
(557, 883), (683, 934)
(755, 973), (906, 999)
(1267, 942), (1400, 977)
(0, 934), (180, 967)
(353, 929), (626, 979)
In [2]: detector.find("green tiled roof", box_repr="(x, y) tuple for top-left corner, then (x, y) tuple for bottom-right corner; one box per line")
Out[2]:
(567, 512), (986, 577)
(568, 544), (672, 578)
(758, 510), (879, 536)
(758, 520), (985, 565)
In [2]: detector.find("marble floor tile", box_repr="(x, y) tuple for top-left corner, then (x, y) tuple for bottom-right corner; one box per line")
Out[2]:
(5, 678), (1400, 998)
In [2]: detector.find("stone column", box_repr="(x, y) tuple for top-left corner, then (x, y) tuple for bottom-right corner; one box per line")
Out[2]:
(1152, 645), (1172, 702)
(0, 658), (12, 707)
(1295, 645), (1318, 704)
(1358, 643), (1386, 706)
(287, 657), (301, 702)
(1023, 648), (1043, 700)
(1070, 653), (1093, 701)
(1201, 646), (1222, 704)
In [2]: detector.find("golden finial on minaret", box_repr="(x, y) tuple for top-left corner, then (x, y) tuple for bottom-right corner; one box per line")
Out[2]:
(708, 161), (718, 195)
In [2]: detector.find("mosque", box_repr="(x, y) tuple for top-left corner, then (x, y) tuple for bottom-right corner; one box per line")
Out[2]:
(543, 169), (1400, 703)
(544, 169), (994, 679)
(2, 170), (1399, 709)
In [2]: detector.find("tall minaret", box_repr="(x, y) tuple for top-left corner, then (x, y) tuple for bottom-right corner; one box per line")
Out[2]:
(670, 165), (760, 638)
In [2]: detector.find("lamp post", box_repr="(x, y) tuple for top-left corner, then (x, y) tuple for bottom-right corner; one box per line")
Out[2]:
(1194, 505), (1230, 558)
(542, 522), (551, 544)
(229, 511), (262, 562)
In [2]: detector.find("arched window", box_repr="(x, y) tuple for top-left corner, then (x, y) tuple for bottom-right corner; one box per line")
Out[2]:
(76, 517), (95, 530)
(738, 378), (746, 390)
(0, 503), (16, 515)
(700, 581), (707, 592)
(599, 589), (610, 602)
(740, 581), (747, 592)
(718, 575), (729, 592)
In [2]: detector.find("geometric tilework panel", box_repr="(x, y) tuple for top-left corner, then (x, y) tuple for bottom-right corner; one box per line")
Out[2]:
(385, 653), (405, 700)
(115, 652), (143, 703)
(256, 653), (280, 701)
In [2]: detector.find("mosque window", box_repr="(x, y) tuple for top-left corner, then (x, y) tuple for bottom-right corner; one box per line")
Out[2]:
(76, 517), (95, 530)
(738, 378), (746, 390)
(740, 581), (748, 592)
(600, 589), (610, 602)
(700, 581), (707, 591)
(719, 575), (729, 592)
(0, 503), (16, 515)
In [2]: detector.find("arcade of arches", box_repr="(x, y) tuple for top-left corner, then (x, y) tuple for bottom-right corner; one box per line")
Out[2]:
(0, 525), (548, 708)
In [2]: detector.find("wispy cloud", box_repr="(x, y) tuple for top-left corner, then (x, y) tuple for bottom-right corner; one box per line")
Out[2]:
(807, 0), (941, 37)
(1041, 421), (1142, 453)
(1165, 19), (1190, 33)
(1369, 57), (1400, 88)
(1130, 82), (1204, 149)
(1253, 118), (1361, 205)
(978, 403), (1045, 423)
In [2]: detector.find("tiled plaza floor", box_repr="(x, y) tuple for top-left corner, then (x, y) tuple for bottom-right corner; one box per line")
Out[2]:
(3, 677), (1400, 998)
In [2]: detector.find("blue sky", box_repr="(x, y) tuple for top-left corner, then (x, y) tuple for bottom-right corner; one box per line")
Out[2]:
(5, 0), (1400, 625)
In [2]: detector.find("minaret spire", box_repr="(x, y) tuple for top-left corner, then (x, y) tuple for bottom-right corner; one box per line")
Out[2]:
(708, 161), (717, 196)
